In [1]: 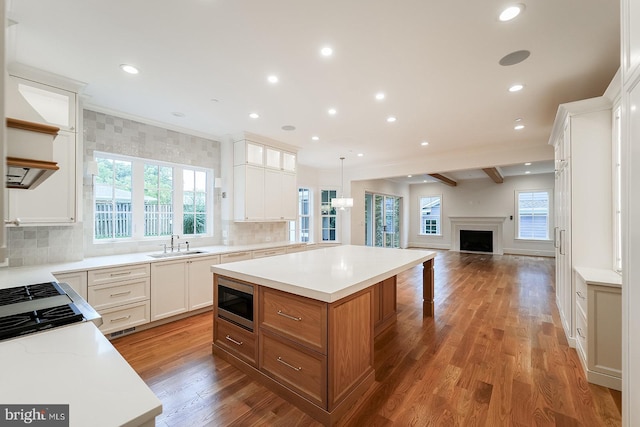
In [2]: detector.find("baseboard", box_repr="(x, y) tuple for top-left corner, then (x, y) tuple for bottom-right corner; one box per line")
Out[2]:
(503, 248), (556, 257)
(556, 295), (576, 348)
(407, 242), (451, 250)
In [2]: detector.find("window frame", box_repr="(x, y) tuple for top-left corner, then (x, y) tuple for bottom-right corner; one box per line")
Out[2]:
(515, 189), (552, 241)
(320, 189), (338, 242)
(93, 151), (214, 243)
(418, 195), (442, 236)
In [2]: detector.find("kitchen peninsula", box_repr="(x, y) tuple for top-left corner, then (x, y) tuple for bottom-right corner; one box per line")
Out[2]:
(210, 245), (436, 425)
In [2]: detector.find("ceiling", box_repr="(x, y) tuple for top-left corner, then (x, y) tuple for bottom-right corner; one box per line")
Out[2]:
(5, 0), (619, 182)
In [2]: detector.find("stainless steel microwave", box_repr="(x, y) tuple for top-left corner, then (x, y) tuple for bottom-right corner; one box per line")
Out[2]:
(217, 276), (254, 331)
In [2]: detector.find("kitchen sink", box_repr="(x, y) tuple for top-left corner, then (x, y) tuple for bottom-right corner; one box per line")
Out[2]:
(148, 250), (208, 259)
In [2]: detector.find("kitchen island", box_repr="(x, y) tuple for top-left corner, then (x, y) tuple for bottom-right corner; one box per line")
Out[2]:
(210, 245), (436, 426)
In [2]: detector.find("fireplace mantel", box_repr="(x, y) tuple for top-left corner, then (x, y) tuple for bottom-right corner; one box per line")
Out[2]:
(449, 216), (506, 255)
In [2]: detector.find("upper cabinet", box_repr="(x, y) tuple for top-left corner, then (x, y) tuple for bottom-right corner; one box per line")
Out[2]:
(4, 69), (83, 226)
(233, 134), (298, 222)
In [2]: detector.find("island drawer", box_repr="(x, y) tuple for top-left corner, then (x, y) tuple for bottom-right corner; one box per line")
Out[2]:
(88, 264), (151, 286)
(575, 273), (588, 316)
(88, 278), (150, 311)
(215, 319), (257, 367)
(260, 330), (327, 409)
(260, 288), (327, 353)
(99, 301), (150, 334)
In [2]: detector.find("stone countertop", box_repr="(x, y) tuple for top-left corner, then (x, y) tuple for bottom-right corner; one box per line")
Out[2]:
(0, 322), (162, 427)
(0, 241), (307, 289)
(211, 245), (436, 303)
(574, 266), (622, 288)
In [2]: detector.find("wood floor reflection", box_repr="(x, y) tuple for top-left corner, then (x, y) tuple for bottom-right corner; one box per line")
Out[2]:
(113, 250), (622, 426)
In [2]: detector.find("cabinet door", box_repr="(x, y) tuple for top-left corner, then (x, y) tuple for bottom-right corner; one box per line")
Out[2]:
(10, 76), (77, 132)
(281, 172), (297, 220)
(188, 255), (219, 310)
(265, 147), (281, 169)
(282, 152), (296, 172)
(264, 169), (283, 220)
(7, 130), (76, 225)
(151, 260), (188, 321)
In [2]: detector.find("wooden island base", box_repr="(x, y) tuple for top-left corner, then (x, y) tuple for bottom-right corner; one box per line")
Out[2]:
(212, 254), (435, 426)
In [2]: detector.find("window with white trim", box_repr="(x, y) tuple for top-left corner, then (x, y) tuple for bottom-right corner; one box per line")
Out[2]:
(419, 196), (441, 235)
(289, 188), (312, 242)
(321, 189), (337, 241)
(516, 190), (551, 240)
(94, 152), (214, 241)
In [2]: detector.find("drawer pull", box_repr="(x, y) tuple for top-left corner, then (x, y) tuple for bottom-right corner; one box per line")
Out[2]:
(110, 290), (132, 298)
(227, 252), (248, 258)
(109, 271), (132, 277)
(576, 291), (586, 300)
(277, 310), (302, 322)
(110, 315), (131, 323)
(225, 335), (243, 346)
(577, 328), (586, 339)
(277, 356), (302, 372)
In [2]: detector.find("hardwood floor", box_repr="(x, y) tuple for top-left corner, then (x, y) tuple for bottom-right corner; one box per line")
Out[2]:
(112, 250), (622, 426)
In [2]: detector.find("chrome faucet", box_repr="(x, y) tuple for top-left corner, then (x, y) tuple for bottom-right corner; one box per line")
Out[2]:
(170, 234), (180, 252)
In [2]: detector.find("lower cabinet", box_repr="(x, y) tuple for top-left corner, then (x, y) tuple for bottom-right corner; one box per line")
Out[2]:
(373, 276), (397, 336)
(188, 255), (220, 310)
(574, 268), (622, 390)
(151, 259), (189, 321)
(53, 271), (88, 300)
(213, 275), (378, 423)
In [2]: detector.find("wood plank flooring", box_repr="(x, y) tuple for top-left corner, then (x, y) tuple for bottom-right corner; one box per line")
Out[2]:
(112, 250), (622, 426)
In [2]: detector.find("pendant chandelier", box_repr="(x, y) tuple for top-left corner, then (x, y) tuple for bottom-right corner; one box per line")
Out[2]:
(331, 157), (353, 210)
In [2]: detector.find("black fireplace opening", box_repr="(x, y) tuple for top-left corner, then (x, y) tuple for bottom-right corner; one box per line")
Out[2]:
(460, 230), (493, 253)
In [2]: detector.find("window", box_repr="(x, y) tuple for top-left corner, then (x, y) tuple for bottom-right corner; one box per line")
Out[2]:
(419, 196), (441, 235)
(289, 188), (312, 242)
(94, 152), (213, 241)
(516, 190), (551, 240)
(95, 157), (133, 239)
(144, 164), (173, 237)
(321, 189), (337, 241)
(182, 169), (207, 235)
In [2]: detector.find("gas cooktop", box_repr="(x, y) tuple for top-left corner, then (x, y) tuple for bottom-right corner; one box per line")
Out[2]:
(0, 282), (86, 341)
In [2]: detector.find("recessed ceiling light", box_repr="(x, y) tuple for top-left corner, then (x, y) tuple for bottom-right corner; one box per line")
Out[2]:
(311, 136), (320, 141)
(499, 4), (524, 22)
(281, 125), (296, 131)
(120, 64), (139, 74)
(321, 46), (333, 57)
(421, 141), (429, 146)
(387, 116), (397, 123)
(509, 84), (524, 92)
(514, 124), (525, 130)
(328, 108), (337, 116)
(524, 162), (532, 166)
(249, 112), (260, 119)
(357, 153), (364, 157)
(172, 112), (185, 117)
(267, 75), (279, 84)
(375, 92), (385, 100)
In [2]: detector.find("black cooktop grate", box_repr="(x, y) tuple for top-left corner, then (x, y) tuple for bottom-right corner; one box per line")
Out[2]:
(0, 282), (63, 306)
(0, 303), (84, 340)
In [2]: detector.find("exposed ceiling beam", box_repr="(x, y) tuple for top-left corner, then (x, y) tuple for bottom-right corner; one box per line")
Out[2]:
(482, 167), (504, 184)
(428, 173), (457, 187)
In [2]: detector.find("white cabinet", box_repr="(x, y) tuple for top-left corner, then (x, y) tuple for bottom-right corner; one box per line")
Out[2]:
(5, 75), (79, 226)
(150, 259), (189, 321)
(220, 251), (253, 263)
(549, 96), (613, 345)
(151, 255), (221, 318)
(7, 131), (77, 224)
(53, 271), (88, 300)
(233, 136), (297, 222)
(252, 247), (286, 258)
(188, 255), (220, 310)
(88, 264), (151, 335)
(574, 268), (622, 390)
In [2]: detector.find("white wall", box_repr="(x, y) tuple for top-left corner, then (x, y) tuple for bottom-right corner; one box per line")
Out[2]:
(408, 173), (555, 256)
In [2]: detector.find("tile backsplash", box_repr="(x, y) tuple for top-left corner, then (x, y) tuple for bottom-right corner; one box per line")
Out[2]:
(7, 225), (84, 267)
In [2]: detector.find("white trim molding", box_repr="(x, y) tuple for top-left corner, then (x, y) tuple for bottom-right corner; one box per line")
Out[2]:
(449, 216), (507, 255)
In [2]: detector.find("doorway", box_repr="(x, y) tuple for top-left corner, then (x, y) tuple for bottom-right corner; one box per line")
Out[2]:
(365, 193), (401, 248)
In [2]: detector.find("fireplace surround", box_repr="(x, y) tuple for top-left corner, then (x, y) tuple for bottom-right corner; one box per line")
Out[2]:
(449, 216), (506, 255)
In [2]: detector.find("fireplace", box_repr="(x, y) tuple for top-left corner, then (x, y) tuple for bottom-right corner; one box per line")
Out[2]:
(449, 216), (506, 255)
(460, 230), (493, 253)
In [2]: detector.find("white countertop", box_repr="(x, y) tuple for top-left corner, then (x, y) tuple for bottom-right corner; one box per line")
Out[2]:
(0, 322), (162, 427)
(0, 241), (308, 289)
(211, 245), (436, 302)
(574, 266), (622, 288)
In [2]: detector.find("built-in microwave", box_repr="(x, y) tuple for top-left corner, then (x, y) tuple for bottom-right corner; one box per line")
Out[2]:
(216, 276), (254, 331)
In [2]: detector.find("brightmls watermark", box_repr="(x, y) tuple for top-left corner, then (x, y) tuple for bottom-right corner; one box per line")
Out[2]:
(0, 405), (68, 426)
